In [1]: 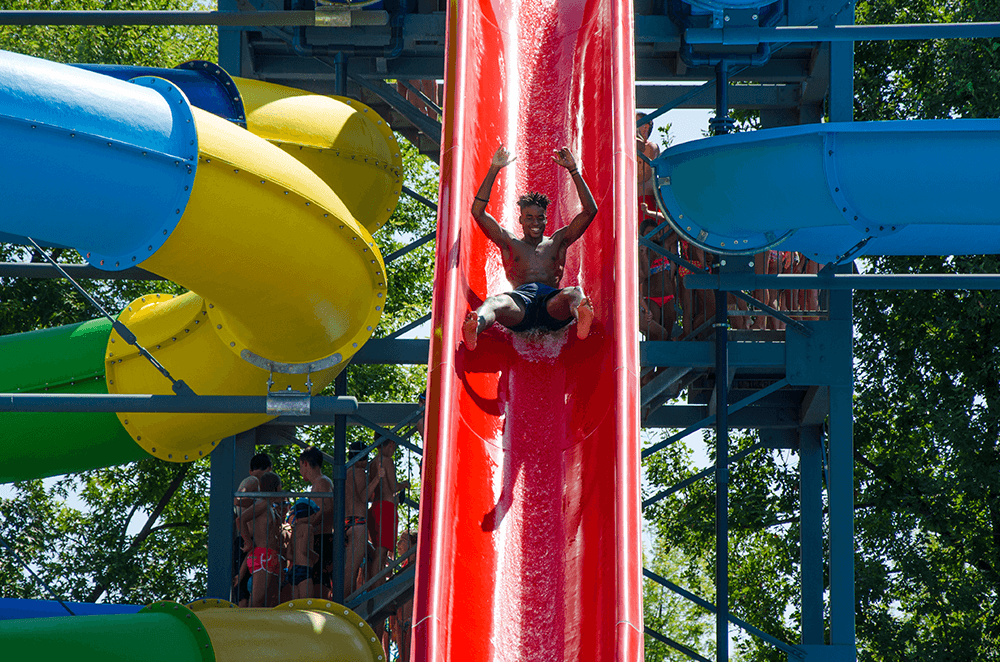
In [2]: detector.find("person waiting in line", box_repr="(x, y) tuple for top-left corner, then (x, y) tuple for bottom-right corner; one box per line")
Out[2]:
(292, 446), (336, 599)
(639, 204), (677, 341)
(344, 441), (383, 599)
(233, 452), (272, 607)
(797, 252), (821, 320)
(367, 435), (410, 646)
(236, 470), (283, 607)
(288, 494), (320, 599)
(391, 530), (419, 662)
(636, 112), (660, 213)
(640, 201), (715, 339)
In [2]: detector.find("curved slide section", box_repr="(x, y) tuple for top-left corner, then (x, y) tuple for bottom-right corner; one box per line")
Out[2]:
(412, 0), (642, 659)
(0, 50), (397, 479)
(0, 599), (385, 662)
(651, 119), (1000, 261)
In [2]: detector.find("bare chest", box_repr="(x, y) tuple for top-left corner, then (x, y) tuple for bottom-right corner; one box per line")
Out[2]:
(503, 239), (567, 284)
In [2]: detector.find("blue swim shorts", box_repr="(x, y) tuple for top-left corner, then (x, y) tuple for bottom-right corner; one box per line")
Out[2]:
(507, 283), (572, 333)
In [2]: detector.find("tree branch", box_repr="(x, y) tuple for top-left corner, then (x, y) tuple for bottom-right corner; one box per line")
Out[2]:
(86, 464), (191, 603)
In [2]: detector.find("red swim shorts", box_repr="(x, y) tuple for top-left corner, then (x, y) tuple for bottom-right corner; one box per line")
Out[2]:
(246, 547), (278, 575)
(368, 500), (398, 550)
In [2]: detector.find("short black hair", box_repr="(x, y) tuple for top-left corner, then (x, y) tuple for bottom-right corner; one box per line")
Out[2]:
(299, 446), (324, 469)
(260, 471), (281, 492)
(250, 453), (272, 472)
(517, 192), (549, 211)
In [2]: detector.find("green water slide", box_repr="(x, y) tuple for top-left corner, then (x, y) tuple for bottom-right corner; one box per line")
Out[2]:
(0, 318), (145, 483)
(0, 600), (387, 662)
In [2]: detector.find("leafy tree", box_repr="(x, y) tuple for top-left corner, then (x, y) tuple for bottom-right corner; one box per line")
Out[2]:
(850, 1), (1000, 658)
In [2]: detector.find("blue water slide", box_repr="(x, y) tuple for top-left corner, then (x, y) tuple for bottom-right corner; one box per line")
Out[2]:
(72, 61), (246, 127)
(0, 598), (141, 621)
(652, 119), (1000, 262)
(0, 49), (197, 270)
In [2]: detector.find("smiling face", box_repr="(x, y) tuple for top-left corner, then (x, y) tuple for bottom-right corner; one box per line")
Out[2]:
(519, 204), (547, 241)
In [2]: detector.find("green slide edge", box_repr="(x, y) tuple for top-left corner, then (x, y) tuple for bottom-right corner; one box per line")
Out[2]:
(0, 602), (215, 662)
(0, 318), (146, 483)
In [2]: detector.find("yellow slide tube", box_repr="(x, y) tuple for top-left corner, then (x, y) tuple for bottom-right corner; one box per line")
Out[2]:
(195, 600), (386, 662)
(106, 82), (398, 462)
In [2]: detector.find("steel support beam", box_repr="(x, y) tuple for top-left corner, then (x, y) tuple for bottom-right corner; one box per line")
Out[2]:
(800, 426), (824, 646)
(686, 273), (1000, 291)
(0, 262), (162, 280)
(352, 339), (429, 365)
(0, 10), (384, 26)
(0, 394), (358, 414)
(207, 430), (255, 600)
(828, 264), (856, 656)
(685, 22), (1000, 45)
(348, 74), (442, 144)
(637, 83), (799, 111)
(270, 402), (421, 427)
(330, 372), (347, 603)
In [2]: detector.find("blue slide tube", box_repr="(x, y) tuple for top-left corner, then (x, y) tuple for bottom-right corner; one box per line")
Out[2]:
(0, 49), (198, 270)
(652, 119), (1000, 261)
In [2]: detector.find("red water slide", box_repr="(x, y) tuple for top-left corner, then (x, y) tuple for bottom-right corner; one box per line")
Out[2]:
(411, 0), (641, 659)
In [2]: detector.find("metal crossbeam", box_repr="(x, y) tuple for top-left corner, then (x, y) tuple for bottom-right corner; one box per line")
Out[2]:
(643, 440), (767, 508)
(644, 626), (711, 662)
(0, 262), (162, 280)
(688, 273), (1000, 291)
(348, 74), (442, 144)
(643, 568), (806, 660)
(686, 22), (1000, 45)
(382, 313), (431, 341)
(0, 10), (365, 26)
(0, 393), (358, 415)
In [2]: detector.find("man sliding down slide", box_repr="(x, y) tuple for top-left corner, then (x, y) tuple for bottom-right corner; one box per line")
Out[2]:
(463, 145), (597, 350)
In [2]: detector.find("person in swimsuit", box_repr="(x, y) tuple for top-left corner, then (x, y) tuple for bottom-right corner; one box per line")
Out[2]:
(392, 530), (418, 662)
(367, 435), (410, 646)
(233, 452), (272, 607)
(638, 211), (676, 341)
(636, 112), (661, 218)
(462, 145), (598, 350)
(237, 470), (282, 607)
(344, 441), (382, 599)
(293, 446), (336, 599)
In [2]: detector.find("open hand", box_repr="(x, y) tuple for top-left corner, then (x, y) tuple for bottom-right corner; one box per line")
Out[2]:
(552, 147), (577, 170)
(491, 145), (516, 169)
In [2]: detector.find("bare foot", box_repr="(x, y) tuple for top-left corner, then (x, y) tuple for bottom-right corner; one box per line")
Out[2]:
(463, 311), (480, 350)
(574, 298), (594, 340)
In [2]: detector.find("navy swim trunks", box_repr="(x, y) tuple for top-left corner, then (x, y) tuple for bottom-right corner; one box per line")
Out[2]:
(508, 283), (572, 333)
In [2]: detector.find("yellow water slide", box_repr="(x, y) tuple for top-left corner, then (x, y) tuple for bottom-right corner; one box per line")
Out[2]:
(0, 50), (401, 475)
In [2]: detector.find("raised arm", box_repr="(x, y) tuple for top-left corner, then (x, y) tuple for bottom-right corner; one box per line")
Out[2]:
(234, 475), (260, 509)
(365, 466), (385, 502)
(470, 145), (517, 248)
(551, 147), (598, 246)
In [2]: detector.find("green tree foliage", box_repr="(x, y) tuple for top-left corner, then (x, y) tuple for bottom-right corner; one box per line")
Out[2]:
(643, 431), (802, 662)
(853, 255), (1000, 659)
(855, 0), (1000, 121)
(851, 1), (1000, 658)
(1, 0), (216, 66)
(643, 515), (714, 660)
